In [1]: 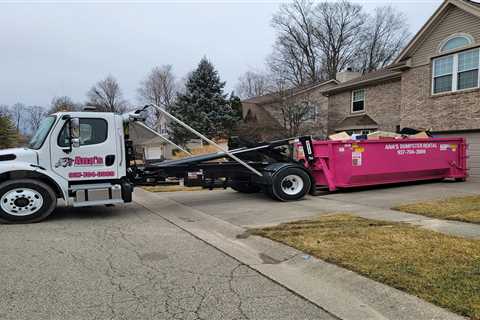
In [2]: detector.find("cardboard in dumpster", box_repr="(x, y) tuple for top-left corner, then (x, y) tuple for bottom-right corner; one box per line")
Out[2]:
(329, 131), (351, 141)
(409, 131), (429, 139)
(367, 131), (402, 140)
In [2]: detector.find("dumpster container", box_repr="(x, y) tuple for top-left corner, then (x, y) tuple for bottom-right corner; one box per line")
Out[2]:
(300, 138), (467, 191)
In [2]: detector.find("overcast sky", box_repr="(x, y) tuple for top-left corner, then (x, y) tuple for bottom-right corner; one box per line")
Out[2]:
(0, 0), (443, 107)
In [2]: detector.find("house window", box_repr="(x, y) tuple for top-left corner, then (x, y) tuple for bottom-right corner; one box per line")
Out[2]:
(439, 34), (473, 53)
(432, 48), (479, 94)
(301, 101), (318, 120)
(351, 89), (365, 113)
(307, 104), (318, 120)
(458, 49), (479, 90)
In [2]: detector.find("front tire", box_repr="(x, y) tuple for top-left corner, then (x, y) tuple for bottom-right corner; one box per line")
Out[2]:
(271, 167), (311, 201)
(0, 179), (57, 224)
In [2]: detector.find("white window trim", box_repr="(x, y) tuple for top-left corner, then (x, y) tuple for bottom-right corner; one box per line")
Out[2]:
(351, 89), (365, 114)
(438, 33), (474, 54)
(432, 48), (480, 95)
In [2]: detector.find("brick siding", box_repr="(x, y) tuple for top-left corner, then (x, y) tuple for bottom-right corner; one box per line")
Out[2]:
(401, 65), (480, 131)
(327, 79), (402, 134)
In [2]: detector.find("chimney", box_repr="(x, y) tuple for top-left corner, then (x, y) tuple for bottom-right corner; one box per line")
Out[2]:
(336, 68), (362, 83)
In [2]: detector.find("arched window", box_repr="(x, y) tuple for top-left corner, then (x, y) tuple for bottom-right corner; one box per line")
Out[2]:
(439, 34), (474, 53)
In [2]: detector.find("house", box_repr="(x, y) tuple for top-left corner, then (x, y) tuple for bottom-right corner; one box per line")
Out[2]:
(241, 79), (341, 140)
(242, 0), (480, 180)
(128, 121), (175, 161)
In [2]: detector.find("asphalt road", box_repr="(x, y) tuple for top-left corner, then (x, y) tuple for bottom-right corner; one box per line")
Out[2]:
(0, 203), (334, 320)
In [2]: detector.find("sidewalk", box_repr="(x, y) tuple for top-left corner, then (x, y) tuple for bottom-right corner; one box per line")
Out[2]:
(301, 197), (480, 240)
(134, 188), (465, 320)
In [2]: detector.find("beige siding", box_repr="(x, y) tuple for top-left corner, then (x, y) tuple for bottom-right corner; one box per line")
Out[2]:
(411, 5), (480, 66)
(327, 79), (402, 134)
(437, 131), (480, 181)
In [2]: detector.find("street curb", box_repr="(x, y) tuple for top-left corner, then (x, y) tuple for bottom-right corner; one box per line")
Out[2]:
(134, 189), (465, 320)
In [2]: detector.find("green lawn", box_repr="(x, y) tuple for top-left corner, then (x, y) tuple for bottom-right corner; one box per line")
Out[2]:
(253, 214), (480, 319)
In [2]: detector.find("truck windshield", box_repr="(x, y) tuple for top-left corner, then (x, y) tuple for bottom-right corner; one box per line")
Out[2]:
(28, 116), (56, 150)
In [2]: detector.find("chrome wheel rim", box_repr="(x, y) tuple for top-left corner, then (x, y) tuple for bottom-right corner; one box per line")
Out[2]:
(0, 188), (43, 216)
(281, 175), (304, 195)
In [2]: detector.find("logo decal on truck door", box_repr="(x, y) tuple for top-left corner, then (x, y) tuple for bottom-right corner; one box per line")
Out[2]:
(55, 156), (104, 168)
(55, 157), (75, 168)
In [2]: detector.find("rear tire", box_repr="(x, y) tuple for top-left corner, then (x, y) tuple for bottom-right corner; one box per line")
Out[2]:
(271, 167), (311, 201)
(230, 180), (262, 194)
(0, 179), (57, 224)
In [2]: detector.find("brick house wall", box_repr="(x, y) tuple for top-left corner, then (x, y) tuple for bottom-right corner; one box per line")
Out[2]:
(327, 79), (402, 134)
(400, 65), (480, 131)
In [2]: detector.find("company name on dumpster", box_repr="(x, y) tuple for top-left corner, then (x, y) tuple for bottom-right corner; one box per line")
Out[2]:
(385, 143), (438, 150)
(385, 143), (438, 156)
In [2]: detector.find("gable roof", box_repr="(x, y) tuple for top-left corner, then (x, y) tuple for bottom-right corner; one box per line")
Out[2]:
(395, 0), (480, 63)
(242, 79), (338, 105)
(335, 114), (378, 131)
(322, 69), (402, 96)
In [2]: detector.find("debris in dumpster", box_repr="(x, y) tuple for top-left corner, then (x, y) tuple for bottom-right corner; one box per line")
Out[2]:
(367, 131), (402, 140)
(409, 131), (430, 139)
(329, 131), (351, 141)
(399, 127), (430, 136)
(351, 134), (368, 140)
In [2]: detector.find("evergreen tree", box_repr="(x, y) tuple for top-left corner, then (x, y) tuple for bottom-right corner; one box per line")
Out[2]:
(0, 116), (18, 148)
(168, 58), (240, 145)
(228, 92), (243, 120)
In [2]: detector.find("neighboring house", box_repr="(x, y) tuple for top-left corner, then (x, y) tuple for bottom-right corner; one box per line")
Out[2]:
(241, 79), (341, 140)
(129, 121), (174, 161)
(243, 0), (480, 180)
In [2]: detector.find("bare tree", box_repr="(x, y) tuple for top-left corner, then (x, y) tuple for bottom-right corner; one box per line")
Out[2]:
(0, 104), (9, 117)
(313, 0), (365, 79)
(137, 66), (176, 131)
(49, 96), (79, 114)
(280, 100), (313, 137)
(86, 76), (128, 113)
(27, 106), (47, 133)
(10, 103), (26, 133)
(356, 6), (410, 72)
(235, 70), (273, 99)
(270, 1), (408, 82)
(270, 0), (321, 86)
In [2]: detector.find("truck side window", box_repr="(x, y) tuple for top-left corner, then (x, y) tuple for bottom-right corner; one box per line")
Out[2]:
(58, 118), (108, 147)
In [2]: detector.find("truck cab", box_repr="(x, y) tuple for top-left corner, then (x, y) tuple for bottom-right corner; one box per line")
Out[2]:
(0, 112), (132, 223)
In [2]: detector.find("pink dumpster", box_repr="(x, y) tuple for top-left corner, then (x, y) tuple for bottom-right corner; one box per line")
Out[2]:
(299, 138), (467, 191)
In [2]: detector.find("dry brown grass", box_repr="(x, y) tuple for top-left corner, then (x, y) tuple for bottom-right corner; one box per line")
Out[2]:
(142, 185), (204, 192)
(172, 142), (228, 159)
(253, 214), (480, 319)
(393, 195), (480, 224)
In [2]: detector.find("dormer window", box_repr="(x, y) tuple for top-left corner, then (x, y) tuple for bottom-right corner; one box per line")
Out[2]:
(439, 34), (474, 53)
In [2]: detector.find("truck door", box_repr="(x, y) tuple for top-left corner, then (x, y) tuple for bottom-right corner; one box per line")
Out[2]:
(50, 114), (120, 182)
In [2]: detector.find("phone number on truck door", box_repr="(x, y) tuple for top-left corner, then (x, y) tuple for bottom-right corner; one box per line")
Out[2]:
(68, 171), (115, 178)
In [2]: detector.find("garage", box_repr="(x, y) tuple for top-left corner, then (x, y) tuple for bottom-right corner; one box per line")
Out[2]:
(437, 131), (480, 181)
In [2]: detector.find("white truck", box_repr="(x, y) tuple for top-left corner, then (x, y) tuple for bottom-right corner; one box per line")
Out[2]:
(0, 105), (315, 223)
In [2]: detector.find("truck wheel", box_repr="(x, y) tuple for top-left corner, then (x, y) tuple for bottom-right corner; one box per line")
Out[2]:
(230, 181), (261, 194)
(271, 167), (311, 201)
(0, 179), (57, 224)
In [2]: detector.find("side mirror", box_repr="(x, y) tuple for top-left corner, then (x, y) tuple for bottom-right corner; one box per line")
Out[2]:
(70, 118), (80, 148)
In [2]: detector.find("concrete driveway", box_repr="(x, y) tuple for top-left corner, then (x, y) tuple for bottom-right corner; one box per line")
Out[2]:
(0, 204), (333, 320)
(156, 180), (480, 229)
